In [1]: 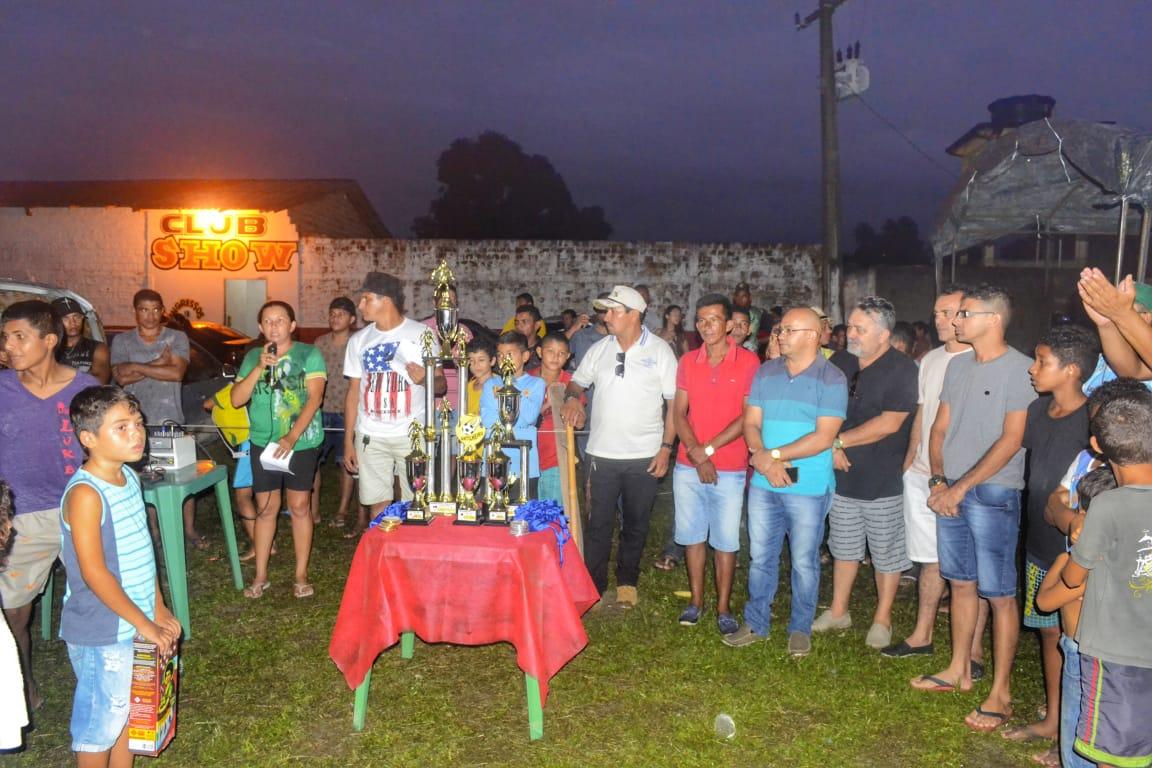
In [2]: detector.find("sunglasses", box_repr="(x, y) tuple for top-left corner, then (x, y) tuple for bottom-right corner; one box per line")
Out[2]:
(849, 370), (861, 399)
(615, 351), (626, 378)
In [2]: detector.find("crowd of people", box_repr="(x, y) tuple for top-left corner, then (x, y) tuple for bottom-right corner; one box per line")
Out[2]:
(2, 267), (1151, 767)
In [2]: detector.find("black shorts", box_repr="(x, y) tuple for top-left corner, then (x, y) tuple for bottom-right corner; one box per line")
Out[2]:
(250, 443), (320, 493)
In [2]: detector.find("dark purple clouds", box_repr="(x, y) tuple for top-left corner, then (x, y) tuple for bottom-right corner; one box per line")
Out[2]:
(2, 2), (1146, 244)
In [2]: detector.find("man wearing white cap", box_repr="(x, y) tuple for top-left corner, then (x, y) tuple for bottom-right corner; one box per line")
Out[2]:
(561, 285), (678, 607)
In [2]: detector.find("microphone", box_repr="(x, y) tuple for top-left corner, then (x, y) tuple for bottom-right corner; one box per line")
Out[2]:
(265, 343), (278, 387)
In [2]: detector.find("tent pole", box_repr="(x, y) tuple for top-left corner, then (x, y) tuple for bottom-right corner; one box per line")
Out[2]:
(1115, 197), (1130, 284)
(1137, 205), (1151, 284)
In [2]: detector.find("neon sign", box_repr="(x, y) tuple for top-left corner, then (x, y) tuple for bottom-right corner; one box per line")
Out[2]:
(149, 211), (296, 272)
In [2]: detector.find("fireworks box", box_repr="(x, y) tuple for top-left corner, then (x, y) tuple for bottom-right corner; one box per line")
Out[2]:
(128, 638), (179, 756)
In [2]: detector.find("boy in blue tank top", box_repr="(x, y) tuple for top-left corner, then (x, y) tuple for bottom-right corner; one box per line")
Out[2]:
(60, 386), (181, 765)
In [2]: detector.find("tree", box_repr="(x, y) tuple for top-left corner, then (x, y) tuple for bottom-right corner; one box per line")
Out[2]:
(849, 216), (930, 265)
(412, 131), (612, 240)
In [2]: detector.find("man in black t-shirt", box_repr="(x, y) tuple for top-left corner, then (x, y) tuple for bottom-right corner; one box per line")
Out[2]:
(52, 297), (110, 384)
(814, 297), (918, 650)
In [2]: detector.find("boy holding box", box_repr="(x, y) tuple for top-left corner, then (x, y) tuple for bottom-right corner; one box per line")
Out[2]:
(60, 386), (181, 766)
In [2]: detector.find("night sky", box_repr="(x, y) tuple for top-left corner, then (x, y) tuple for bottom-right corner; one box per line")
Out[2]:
(2, 2), (1147, 245)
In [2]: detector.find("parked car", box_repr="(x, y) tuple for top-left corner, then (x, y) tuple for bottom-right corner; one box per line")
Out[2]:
(0, 278), (106, 341)
(164, 313), (252, 368)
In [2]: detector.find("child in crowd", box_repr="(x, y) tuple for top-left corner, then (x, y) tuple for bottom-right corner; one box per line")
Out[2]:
(1007, 325), (1095, 746)
(1037, 466), (1116, 768)
(536, 333), (582, 502)
(729, 307), (752, 351)
(479, 332), (545, 499)
(60, 386), (181, 766)
(0, 480), (29, 750)
(466, 336), (497, 416)
(1061, 390), (1152, 768)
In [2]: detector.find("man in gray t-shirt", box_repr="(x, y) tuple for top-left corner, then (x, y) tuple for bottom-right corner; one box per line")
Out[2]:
(110, 290), (189, 425)
(913, 284), (1036, 735)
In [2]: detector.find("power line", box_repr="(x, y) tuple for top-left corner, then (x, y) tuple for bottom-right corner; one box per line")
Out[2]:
(852, 92), (957, 180)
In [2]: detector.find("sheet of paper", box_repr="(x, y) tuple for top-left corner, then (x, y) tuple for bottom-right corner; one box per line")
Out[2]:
(259, 441), (294, 474)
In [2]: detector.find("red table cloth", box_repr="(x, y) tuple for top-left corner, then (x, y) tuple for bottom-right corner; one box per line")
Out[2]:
(329, 517), (598, 705)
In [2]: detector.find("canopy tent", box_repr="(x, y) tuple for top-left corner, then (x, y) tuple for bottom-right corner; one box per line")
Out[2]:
(931, 118), (1152, 286)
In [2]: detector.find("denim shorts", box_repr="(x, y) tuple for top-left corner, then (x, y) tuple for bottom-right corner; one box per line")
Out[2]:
(935, 483), (1021, 598)
(673, 465), (746, 552)
(67, 640), (135, 752)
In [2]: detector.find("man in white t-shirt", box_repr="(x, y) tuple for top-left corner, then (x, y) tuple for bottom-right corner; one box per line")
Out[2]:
(560, 285), (678, 607)
(883, 286), (983, 659)
(343, 271), (445, 534)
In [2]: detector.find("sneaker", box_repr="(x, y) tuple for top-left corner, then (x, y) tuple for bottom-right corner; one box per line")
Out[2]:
(811, 609), (852, 633)
(865, 622), (892, 649)
(721, 624), (765, 648)
(615, 585), (638, 608)
(788, 631), (811, 657)
(716, 613), (740, 635)
(678, 605), (702, 626)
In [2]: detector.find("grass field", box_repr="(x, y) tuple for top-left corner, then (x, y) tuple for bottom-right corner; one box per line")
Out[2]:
(8, 465), (1047, 767)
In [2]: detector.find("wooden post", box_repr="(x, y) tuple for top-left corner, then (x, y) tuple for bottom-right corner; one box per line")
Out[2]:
(547, 383), (583, 556)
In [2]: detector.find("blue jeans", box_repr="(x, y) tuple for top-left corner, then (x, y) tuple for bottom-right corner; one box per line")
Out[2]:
(744, 486), (832, 636)
(936, 483), (1021, 598)
(1059, 634), (1093, 768)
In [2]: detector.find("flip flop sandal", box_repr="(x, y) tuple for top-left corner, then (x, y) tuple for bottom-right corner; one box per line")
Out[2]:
(293, 583), (315, 599)
(652, 554), (679, 571)
(185, 535), (210, 551)
(910, 674), (959, 693)
(243, 581), (271, 599)
(965, 707), (1012, 733)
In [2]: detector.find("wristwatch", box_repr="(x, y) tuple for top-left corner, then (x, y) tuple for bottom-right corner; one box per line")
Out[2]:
(770, 448), (783, 462)
(703, 444), (715, 458)
(928, 474), (949, 489)
(660, 442), (675, 451)
(833, 437), (844, 451)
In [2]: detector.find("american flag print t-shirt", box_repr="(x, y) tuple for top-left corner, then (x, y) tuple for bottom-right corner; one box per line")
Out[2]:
(343, 318), (429, 439)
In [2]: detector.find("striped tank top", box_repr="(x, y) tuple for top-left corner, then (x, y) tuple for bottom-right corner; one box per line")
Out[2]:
(59, 466), (156, 645)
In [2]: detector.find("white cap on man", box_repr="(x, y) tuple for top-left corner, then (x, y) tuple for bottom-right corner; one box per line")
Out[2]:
(593, 285), (647, 313)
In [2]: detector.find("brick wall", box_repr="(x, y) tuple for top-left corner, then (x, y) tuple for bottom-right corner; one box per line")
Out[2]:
(0, 208), (146, 325)
(299, 238), (823, 329)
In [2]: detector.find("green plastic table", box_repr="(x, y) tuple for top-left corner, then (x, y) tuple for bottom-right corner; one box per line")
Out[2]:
(141, 461), (243, 638)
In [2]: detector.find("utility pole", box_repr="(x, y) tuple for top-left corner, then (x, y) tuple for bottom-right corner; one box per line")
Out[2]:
(797, 0), (848, 317)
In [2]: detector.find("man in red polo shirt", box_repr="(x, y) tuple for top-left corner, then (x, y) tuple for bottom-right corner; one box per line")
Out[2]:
(672, 293), (760, 633)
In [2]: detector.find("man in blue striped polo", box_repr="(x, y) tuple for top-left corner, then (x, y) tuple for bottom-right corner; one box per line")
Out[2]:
(723, 307), (847, 656)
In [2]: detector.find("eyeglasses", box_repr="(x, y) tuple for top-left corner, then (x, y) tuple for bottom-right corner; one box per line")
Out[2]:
(615, 351), (626, 378)
(775, 327), (817, 337)
(955, 310), (997, 319)
(849, 370), (861, 398)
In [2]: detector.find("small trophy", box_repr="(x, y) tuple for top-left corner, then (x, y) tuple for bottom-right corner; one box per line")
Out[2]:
(454, 414), (486, 525)
(494, 356), (521, 429)
(403, 421), (432, 525)
(484, 424), (512, 525)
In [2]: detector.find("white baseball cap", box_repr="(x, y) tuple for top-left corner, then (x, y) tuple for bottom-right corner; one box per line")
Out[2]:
(593, 285), (647, 313)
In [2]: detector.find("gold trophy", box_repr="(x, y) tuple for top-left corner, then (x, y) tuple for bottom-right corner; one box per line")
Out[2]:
(485, 423), (513, 524)
(429, 399), (458, 517)
(403, 421), (432, 525)
(454, 414), (486, 524)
